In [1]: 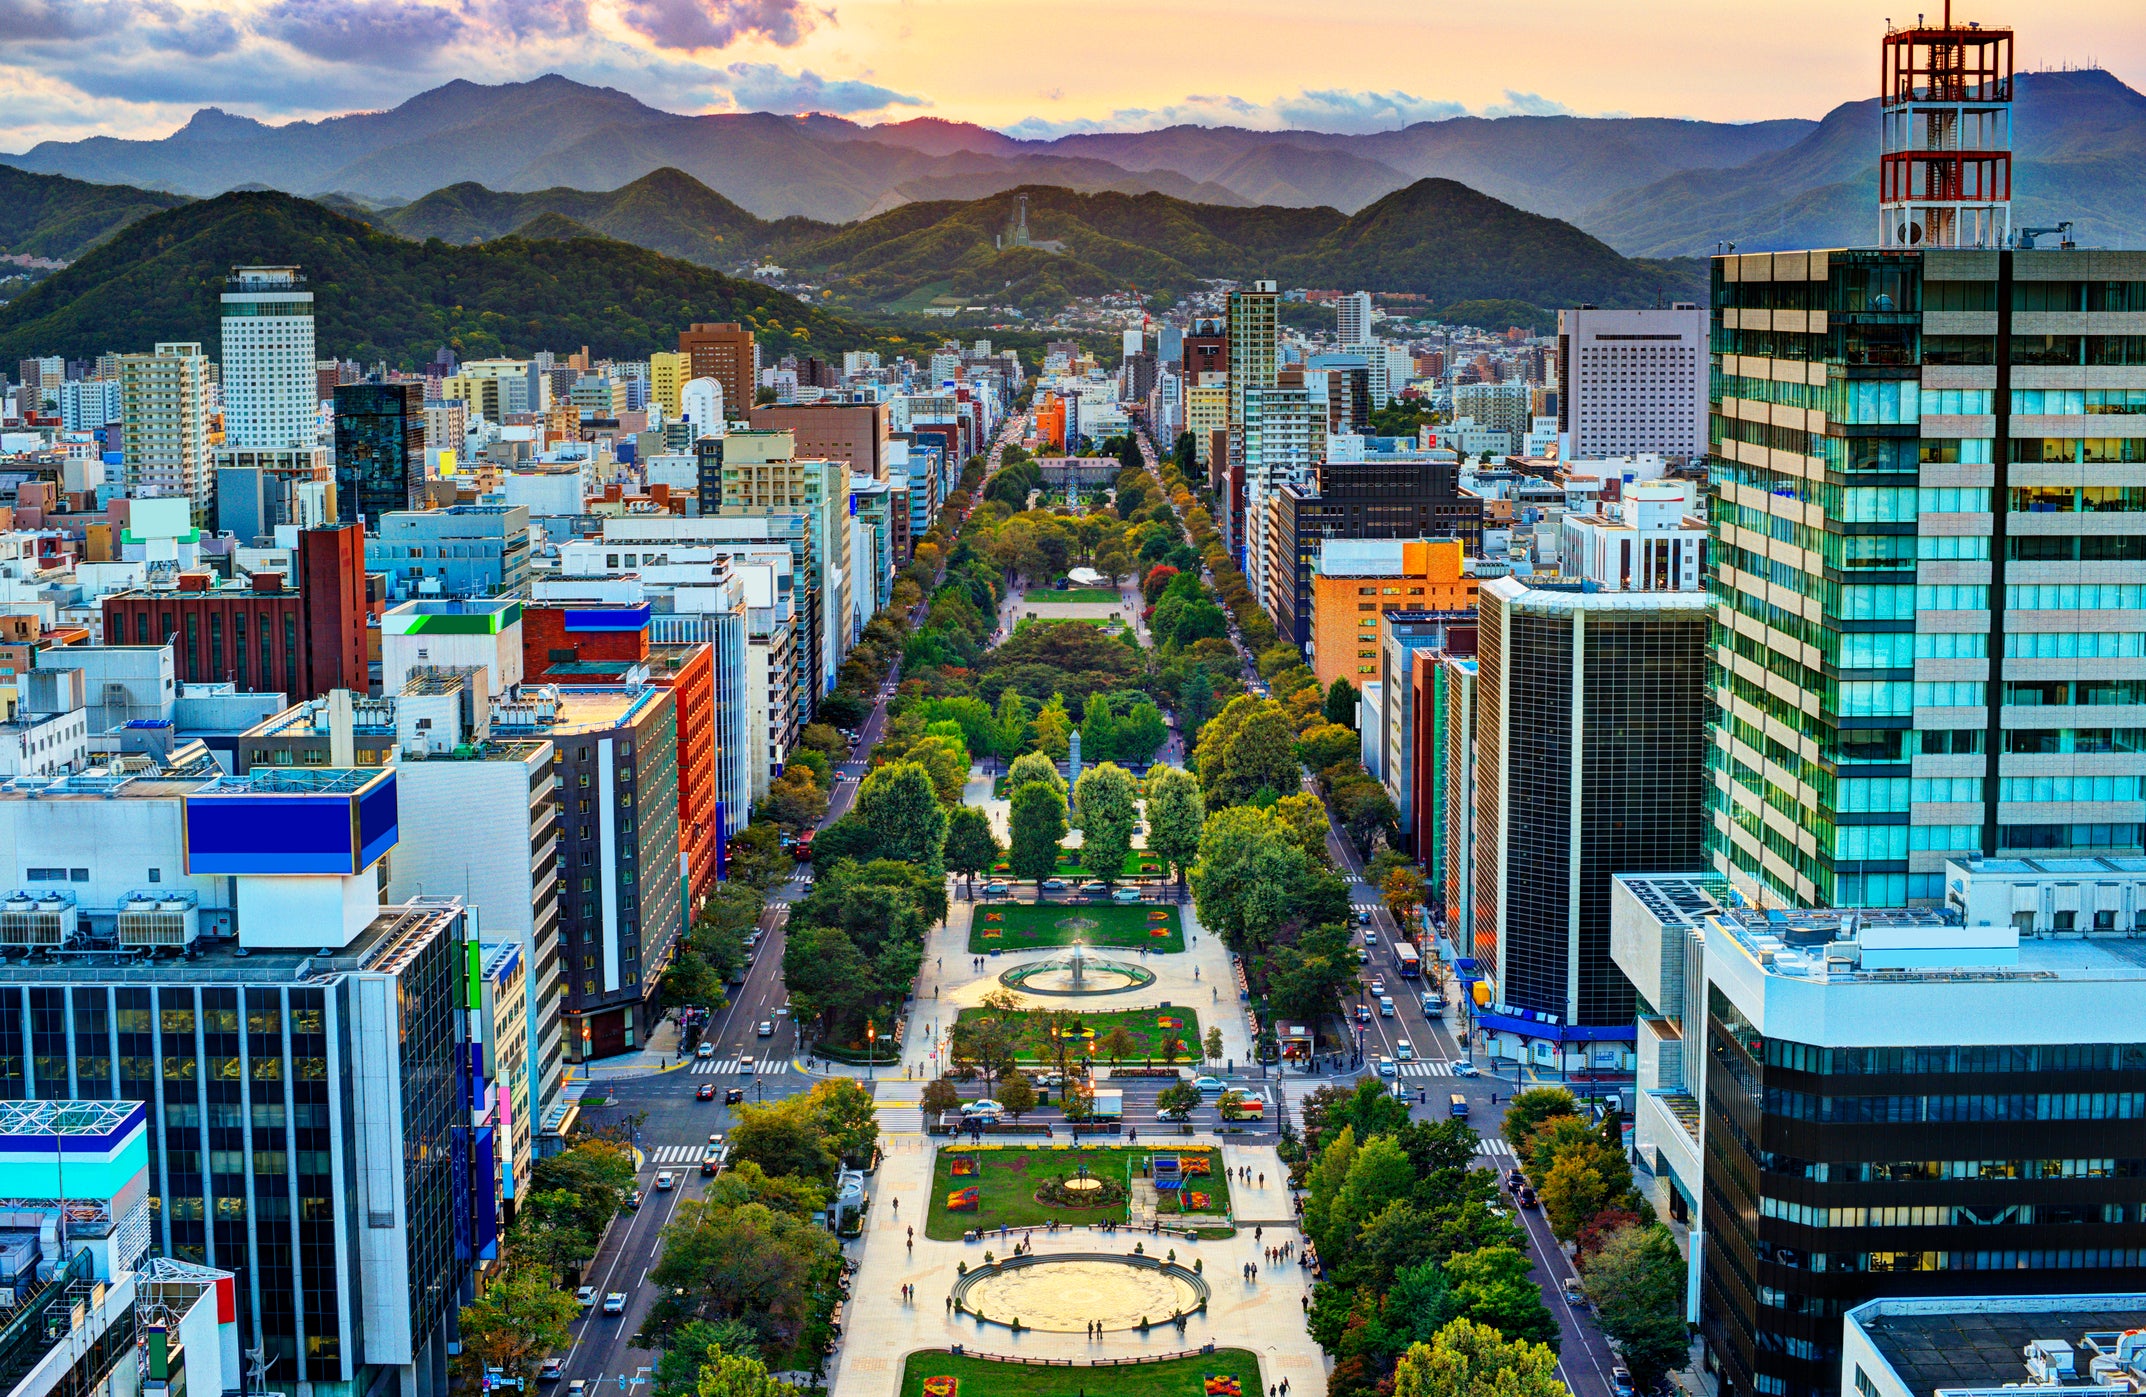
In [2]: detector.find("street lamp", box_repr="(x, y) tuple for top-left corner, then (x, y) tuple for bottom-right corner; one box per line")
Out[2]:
(867, 1021), (876, 1082)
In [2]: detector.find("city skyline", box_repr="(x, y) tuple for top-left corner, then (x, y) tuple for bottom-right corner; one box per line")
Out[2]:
(1, 0), (2142, 149)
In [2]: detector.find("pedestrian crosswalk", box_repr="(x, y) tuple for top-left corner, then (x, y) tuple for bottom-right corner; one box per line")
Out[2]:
(1394, 1059), (1462, 1077)
(1475, 1138), (1514, 1158)
(687, 1056), (787, 1075)
(645, 1145), (706, 1166)
(1352, 902), (1382, 914)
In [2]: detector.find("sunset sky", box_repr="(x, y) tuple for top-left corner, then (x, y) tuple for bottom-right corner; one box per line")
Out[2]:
(1, 0), (2141, 148)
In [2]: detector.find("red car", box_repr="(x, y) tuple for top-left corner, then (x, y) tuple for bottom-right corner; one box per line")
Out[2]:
(695, 1083), (717, 1101)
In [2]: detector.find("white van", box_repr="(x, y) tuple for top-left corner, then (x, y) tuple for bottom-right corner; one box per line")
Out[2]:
(1378, 995), (1395, 1018)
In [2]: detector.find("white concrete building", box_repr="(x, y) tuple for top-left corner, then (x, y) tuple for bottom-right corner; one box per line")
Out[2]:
(1556, 305), (1707, 460)
(1558, 479), (1707, 591)
(219, 266), (316, 450)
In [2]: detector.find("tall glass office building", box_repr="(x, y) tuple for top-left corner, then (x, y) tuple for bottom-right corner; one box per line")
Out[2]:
(333, 383), (425, 527)
(1706, 247), (2146, 909)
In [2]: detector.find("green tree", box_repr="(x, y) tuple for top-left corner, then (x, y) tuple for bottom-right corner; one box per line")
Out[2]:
(1499, 1088), (1581, 1153)
(851, 761), (948, 866)
(1097, 1025), (1138, 1067)
(1004, 749), (1062, 796)
(456, 1265), (579, 1380)
(726, 1095), (839, 1183)
(994, 687), (1031, 759)
(903, 734), (970, 807)
(779, 924), (873, 1036)
(805, 1078), (879, 1170)
(1142, 764), (1206, 886)
(1117, 700), (1167, 765)
(1584, 1223), (1691, 1391)
(1383, 865), (1429, 927)
(1071, 762), (1138, 884)
(942, 805), (1002, 895)
(1537, 1150), (1610, 1243)
(1443, 1247), (1560, 1348)
(1181, 665), (1214, 733)
(1297, 722), (1360, 776)
(660, 947), (725, 1015)
(920, 1076), (961, 1118)
(1007, 780), (1066, 888)
(1325, 677), (1360, 728)
(997, 1074), (1038, 1122)
(695, 1346), (802, 1397)
(1189, 804), (1309, 954)
(652, 1321), (763, 1397)
(646, 1198), (840, 1357)
(1155, 1080), (1201, 1118)
(1078, 693), (1117, 762)
(1392, 1318), (1568, 1397)
(1193, 695), (1301, 808)
(1032, 693), (1074, 760)
(1203, 1025), (1225, 1063)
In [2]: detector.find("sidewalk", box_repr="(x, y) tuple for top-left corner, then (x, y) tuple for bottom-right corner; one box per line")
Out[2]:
(563, 1016), (692, 1087)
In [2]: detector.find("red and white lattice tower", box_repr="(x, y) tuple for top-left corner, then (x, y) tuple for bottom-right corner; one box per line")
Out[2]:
(1879, 3), (2014, 249)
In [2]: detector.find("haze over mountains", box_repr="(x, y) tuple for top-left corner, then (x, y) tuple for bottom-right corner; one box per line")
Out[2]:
(7, 70), (2143, 255)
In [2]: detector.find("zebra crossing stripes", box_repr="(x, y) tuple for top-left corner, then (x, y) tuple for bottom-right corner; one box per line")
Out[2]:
(1395, 1059), (1459, 1077)
(646, 1145), (705, 1166)
(1351, 903), (1381, 914)
(686, 1056), (786, 1075)
(1475, 1138), (1514, 1158)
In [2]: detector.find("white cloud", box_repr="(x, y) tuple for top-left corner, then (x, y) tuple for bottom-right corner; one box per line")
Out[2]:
(711, 62), (925, 114)
(995, 86), (1610, 139)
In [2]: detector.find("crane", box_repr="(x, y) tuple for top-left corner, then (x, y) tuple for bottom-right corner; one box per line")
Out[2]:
(2012, 221), (2075, 250)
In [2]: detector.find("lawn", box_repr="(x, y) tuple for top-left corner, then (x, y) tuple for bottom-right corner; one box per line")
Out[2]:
(1014, 616), (1120, 634)
(970, 901), (1183, 954)
(900, 1347), (1262, 1396)
(1037, 587), (1125, 604)
(953, 1004), (1203, 1064)
(986, 847), (1168, 881)
(924, 1144), (1230, 1240)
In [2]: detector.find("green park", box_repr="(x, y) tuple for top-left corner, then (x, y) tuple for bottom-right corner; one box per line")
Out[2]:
(969, 901), (1182, 953)
(924, 1145), (1232, 1240)
(950, 1004), (1204, 1063)
(899, 1347), (1263, 1396)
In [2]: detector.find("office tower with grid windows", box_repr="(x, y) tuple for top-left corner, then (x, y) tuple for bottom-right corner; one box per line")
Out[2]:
(1335, 291), (1373, 345)
(1557, 306), (1708, 459)
(119, 342), (213, 511)
(220, 267), (316, 451)
(1706, 246), (2146, 911)
(1227, 280), (1279, 430)
(1470, 574), (1712, 1063)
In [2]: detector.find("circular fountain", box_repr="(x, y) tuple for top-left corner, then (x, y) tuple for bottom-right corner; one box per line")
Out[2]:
(997, 937), (1156, 996)
(952, 1253), (1208, 1332)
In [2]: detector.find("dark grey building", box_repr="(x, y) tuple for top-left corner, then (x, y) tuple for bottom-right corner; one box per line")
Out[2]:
(1471, 576), (1711, 1057)
(333, 383), (424, 527)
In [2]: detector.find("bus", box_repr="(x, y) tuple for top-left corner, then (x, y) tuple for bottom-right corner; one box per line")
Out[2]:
(1394, 942), (1422, 979)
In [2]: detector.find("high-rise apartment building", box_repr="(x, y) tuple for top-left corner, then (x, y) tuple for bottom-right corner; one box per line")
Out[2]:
(1183, 316), (1227, 382)
(119, 342), (212, 511)
(1336, 291), (1373, 345)
(1556, 306), (1708, 459)
(1185, 382), (1229, 466)
(678, 323), (755, 428)
(1706, 246), (2146, 910)
(219, 267), (316, 450)
(1226, 281), (1280, 430)
(334, 382), (425, 525)
(649, 350), (687, 420)
(1471, 574), (1712, 1056)
(1237, 384), (1312, 608)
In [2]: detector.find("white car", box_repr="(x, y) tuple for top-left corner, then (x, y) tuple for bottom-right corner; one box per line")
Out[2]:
(655, 1172), (675, 1191)
(1370, 976), (1387, 995)
(602, 1292), (627, 1315)
(1396, 1039), (1414, 1060)
(574, 1285), (597, 1308)
(960, 1099), (1003, 1119)
(757, 1020), (775, 1037)
(1363, 931), (1379, 946)
(1453, 1060), (1481, 1077)
(1193, 1075), (1226, 1093)
(1376, 1055), (1395, 1078)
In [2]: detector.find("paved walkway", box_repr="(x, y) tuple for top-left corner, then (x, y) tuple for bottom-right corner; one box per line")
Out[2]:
(827, 1123), (1328, 1396)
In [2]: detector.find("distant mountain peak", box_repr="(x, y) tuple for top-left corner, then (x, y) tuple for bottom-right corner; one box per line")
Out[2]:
(173, 108), (270, 142)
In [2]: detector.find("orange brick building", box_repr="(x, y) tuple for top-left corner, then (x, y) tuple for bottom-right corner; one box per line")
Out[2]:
(1308, 538), (1476, 687)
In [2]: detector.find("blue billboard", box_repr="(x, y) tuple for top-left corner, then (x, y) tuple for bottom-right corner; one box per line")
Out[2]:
(184, 770), (399, 875)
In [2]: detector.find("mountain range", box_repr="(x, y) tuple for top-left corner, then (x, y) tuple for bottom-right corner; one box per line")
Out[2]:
(0, 162), (1707, 325)
(7, 70), (2144, 254)
(0, 191), (872, 366)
